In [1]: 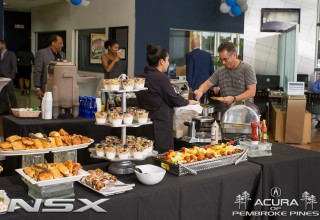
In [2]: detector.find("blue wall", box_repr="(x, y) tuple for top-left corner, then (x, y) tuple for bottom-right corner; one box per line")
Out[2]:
(135, 0), (245, 75)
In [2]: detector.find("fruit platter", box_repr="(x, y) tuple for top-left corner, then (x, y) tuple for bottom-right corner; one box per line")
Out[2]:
(153, 142), (247, 176)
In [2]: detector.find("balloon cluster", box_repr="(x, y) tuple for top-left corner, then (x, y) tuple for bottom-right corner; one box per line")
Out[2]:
(220, 0), (248, 17)
(66, 0), (90, 6)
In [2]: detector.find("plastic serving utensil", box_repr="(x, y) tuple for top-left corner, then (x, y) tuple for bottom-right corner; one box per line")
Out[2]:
(178, 163), (197, 175)
(234, 149), (248, 165)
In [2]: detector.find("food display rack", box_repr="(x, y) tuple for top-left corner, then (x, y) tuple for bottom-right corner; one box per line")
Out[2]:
(96, 87), (153, 174)
(153, 149), (247, 176)
(0, 140), (93, 199)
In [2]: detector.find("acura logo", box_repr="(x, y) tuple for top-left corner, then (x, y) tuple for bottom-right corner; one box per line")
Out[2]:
(270, 187), (281, 198)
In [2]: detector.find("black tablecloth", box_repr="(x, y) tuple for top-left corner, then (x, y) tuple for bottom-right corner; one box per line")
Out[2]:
(0, 159), (261, 220)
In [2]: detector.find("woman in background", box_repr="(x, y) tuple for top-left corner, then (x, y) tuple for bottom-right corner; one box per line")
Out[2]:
(16, 45), (34, 95)
(136, 44), (197, 153)
(101, 39), (123, 79)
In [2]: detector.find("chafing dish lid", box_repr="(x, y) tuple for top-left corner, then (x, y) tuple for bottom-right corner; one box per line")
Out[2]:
(192, 116), (215, 123)
(222, 101), (260, 125)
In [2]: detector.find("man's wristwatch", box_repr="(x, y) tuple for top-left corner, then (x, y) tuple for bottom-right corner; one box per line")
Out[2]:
(233, 96), (237, 102)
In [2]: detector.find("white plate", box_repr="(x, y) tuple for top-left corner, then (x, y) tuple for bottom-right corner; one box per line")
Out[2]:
(16, 169), (90, 187)
(0, 139), (94, 156)
(78, 179), (134, 196)
(90, 150), (158, 162)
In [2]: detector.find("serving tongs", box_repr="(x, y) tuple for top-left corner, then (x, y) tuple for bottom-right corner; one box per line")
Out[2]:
(33, 159), (49, 171)
(29, 133), (51, 142)
(234, 149), (248, 165)
(178, 162), (197, 175)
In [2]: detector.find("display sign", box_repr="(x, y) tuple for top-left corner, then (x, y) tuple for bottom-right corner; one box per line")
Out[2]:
(287, 82), (305, 96)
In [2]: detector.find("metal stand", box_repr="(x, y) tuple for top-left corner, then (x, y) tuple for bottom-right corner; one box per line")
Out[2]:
(108, 160), (136, 175)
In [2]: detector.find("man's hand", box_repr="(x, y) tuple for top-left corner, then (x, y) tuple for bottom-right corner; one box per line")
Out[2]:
(35, 90), (44, 100)
(188, 100), (198, 105)
(194, 89), (203, 101)
(221, 96), (235, 105)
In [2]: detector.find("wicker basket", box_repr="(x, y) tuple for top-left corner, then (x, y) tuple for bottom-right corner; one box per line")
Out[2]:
(11, 108), (41, 118)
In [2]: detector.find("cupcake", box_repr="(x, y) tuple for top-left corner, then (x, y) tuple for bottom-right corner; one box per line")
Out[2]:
(133, 109), (146, 121)
(137, 111), (149, 124)
(109, 78), (120, 91)
(123, 113), (134, 125)
(134, 77), (145, 89)
(104, 79), (111, 90)
(131, 146), (144, 159)
(122, 78), (135, 91)
(111, 113), (123, 126)
(105, 145), (116, 160)
(95, 111), (107, 124)
(95, 144), (105, 157)
(118, 147), (130, 160)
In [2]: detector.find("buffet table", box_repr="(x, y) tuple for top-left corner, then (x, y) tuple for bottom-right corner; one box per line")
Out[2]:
(0, 160), (261, 220)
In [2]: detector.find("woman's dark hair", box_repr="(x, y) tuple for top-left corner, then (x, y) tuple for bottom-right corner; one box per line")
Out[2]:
(104, 39), (119, 49)
(146, 44), (168, 67)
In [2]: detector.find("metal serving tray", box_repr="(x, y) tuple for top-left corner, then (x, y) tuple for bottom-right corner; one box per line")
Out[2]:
(153, 149), (247, 176)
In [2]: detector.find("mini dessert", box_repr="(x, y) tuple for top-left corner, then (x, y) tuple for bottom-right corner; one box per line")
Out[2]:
(111, 114), (123, 126)
(95, 111), (107, 124)
(131, 146), (144, 159)
(134, 77), (145, 89)
(104, 79), (110, 90)
(122, 78), (134, 90)
(133, 109), (146, 121)
(109, 78), (120, 91)
(105, 146), (116, 160)
(137, 111), (149, 124)
(95, 144), (105, 157)
(118, 147), (130, 160)
(123, 113), (134, 125)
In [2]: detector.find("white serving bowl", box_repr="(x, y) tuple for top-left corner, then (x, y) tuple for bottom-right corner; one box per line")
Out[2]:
(134, 164), (166, 185)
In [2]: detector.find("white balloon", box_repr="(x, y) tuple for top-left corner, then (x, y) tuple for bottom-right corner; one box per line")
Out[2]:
(229, 11), (235, 17)
(236, 0), (247, 6)
(220, 3), (231, 14)
(241, 4), (248, 12)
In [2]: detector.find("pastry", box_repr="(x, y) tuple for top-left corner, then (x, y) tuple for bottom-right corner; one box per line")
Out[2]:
(80, 135), (91, 144)
(71, 135), (82, 145)
(11, 141), (26, 150)
(23, 167), (37, 180)
(48, 166), (64, 179)
(0, 141), (12, 149)
(6, 135), (22, 143)
(33, 139), (43, 149)
(61, 135), (72, 146)
(40, 140), (52, 148)
(56, 163), (70, 176)
(72, 163), (82, 175)
(63, 160), (74, 173)
(49, 137), (57, 148)
(59, 129), (69, 136)
(49, 131), (60, 137)
(21, 137), (34, 146)
(25, 145), (37, 150)
(54, 136), (64, 147)
(38, 170), (54, 181)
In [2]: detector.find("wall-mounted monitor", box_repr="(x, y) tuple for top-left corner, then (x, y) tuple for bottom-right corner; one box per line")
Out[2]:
(260, 8), (300, 32)
(256, 74), (280, 91)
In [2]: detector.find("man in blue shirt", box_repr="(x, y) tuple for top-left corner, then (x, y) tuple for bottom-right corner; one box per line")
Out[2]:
(186, 38), (214, 103)
(311, 79), (320, 128)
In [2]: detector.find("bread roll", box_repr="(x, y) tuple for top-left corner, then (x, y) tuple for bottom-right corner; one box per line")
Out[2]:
(6, 135), (22, 143)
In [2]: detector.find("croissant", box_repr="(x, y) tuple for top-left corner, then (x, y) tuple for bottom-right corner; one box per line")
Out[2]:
(59, 129), (69, 136)
(23, 167), (37, 180)
(49, 166), (64, 179)
(56, 163), (70, 176)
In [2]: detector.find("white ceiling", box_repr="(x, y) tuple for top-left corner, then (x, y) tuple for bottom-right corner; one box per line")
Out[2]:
(4, 0), (65, 12)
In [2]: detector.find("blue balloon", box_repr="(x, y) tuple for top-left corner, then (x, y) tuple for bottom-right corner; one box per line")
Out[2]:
(70, 0), (82, 5)
(231, 4), (242, 16)
(226, 0), (236, 7)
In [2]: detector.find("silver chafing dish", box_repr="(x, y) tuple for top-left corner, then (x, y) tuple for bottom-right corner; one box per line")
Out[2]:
(221, 101), (260, 135)
(182, 116), (215, 143)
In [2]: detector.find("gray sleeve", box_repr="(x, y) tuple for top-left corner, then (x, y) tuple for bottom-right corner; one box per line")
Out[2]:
(208, 68), (221, 85)
(243, 63), (257, 85)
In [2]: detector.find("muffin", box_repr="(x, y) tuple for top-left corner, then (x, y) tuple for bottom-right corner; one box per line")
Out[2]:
(104, 79), (111, 90)
(122, 78), (135, 91)
(111, 113), (123, 126)
(105, 145), (116, 160)
(95, 111), (107, 124)
(137, 111), (149, 124)
(95, 144), (105, 157)
(134, 77), (145, 89)
(109, 78), (121, 91)
(118, 146), (130, 160)
(131, 146), (144, 159)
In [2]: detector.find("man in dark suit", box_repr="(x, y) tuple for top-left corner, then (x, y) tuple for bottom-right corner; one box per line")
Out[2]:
(186, 38), (214, 103)
(0, 40), (17, 113)
(34, 34), (65, 99)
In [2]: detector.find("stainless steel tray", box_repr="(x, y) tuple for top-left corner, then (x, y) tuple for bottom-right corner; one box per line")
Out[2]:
(153, 149), (247, 176)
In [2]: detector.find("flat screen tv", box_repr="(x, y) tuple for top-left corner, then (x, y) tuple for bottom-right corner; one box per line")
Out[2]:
(261, 8), (300, 32)
(256, 74), (280, 91)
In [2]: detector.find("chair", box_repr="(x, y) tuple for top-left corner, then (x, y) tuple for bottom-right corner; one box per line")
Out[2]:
(305, 91), (320, 116)
(254, 91), (270, 122)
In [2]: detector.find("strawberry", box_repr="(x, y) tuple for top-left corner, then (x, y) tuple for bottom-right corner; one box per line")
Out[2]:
(229, 140), (235, 145)
(196, 153), (201, 157)
(181, 147), (186, 152)
(227, 151), (232, 155)
(169, 149), (174, 153)
(197, 156), (202, 161)
(165, 152), (170, 156)
(205, 153), (212, 158)
(204, 146), (209, 150)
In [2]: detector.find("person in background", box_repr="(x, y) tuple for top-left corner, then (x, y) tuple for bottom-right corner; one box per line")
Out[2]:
(311, 79), (320, 128)
(194, 41), (256, 112)
(16, 45), (35, 96)
(101, 39), (123, 79)
(186, 38), (214, 103)
(0, 40), (17, 113)
(34, 34), (65, 99)
(136, 44), (198, 153)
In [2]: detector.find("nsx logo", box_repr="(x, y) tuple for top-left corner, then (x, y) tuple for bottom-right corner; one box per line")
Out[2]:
(7, 198), (109, 213)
